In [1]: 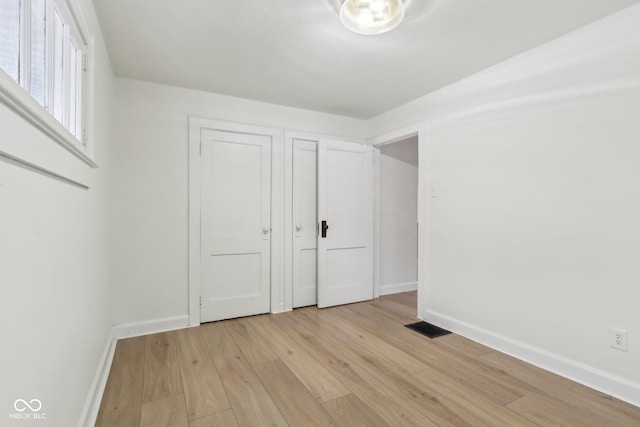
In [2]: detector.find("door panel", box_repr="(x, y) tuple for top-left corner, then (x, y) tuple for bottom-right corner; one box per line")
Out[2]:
(200, 129), (271, 322)
(317, 139), (373, 308)
(292, 139), (318, 308)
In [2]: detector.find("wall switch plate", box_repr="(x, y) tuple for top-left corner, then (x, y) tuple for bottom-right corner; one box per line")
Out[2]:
(610, 328), (628, 352)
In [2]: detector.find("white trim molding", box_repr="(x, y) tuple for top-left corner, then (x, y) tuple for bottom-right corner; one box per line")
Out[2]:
(379, 281), (418, 296)
(78, 315), (192, 427)
(112, 315), (191, 340)
(415, 124), (429, 321)
(0, 70), (97, 167)
(372, 147), (381, 299)
(423, 309), (640, 408)
(0, 0), (97, 169)
(368, 123), (420, 148)
(77, 329), (116, 427)
(371, 126), (424, 309)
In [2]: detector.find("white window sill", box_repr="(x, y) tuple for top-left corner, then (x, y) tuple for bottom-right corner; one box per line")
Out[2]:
(0, 70), (97, 168)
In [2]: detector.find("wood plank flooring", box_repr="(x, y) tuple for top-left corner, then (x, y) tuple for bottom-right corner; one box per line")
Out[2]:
(96, 292), (640, 426)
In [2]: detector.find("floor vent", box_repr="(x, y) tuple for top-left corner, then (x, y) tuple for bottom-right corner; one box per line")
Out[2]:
(405, 321), (451, 339)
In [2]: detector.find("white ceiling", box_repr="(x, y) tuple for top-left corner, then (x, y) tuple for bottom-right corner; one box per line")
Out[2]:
(94, 0), (639, 119)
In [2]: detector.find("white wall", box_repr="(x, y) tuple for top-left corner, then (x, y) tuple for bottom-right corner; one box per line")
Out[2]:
(112, 78), (367, 325)
(370, 3), (640, 404)
(1, 1), (637, 423)
(379, 137), (418, 295)
(0, 0), (114, 425)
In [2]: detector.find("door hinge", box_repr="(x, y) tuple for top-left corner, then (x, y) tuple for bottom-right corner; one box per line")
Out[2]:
(82, 53), (88, 72)
(82, 129), (88, 146)
(199, 296), (202, 307)
(199, 143), (202, 155)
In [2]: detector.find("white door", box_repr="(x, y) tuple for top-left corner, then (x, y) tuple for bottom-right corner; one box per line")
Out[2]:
(317, 139), (373, 308)
(292, 139), (318, 308)
(200, 129), (271, 322)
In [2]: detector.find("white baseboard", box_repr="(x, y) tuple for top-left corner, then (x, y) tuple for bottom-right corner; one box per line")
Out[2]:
(379, 281), (418, 296)
(423, 309), (640, 408)
(78, 315), (191, 426)
(113, 315), (191, 339)
(77, 329), (116, 427)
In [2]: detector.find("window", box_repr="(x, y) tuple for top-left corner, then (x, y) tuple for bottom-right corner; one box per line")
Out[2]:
(0, 0), (91, 159)
(0, 0), (21, 82)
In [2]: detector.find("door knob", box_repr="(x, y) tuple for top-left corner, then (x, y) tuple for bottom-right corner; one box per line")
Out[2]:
(321, 220), (329, 238)
(262, 227), (269, 235)
(295, 224), (301, 232)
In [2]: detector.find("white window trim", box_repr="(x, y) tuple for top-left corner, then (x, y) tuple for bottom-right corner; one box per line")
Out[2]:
(0, 0), (97, 168)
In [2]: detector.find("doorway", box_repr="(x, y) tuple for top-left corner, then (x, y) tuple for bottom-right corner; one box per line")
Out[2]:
(189, 118), (284, 325)
(199, 129), (272, 322)
(376, 135), (419, 304)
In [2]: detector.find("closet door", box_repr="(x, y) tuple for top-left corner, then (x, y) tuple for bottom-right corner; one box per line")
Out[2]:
(200, 129), (271, 322)
(292, 139), (318, 308)
(317, 139), (373, 308)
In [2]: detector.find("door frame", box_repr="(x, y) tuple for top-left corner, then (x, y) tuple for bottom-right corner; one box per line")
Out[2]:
(188, 117), (283, 326)
(369, 124), (426, 319)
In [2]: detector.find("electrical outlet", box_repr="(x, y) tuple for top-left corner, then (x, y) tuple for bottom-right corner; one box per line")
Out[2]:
(609, 328), (628, 352)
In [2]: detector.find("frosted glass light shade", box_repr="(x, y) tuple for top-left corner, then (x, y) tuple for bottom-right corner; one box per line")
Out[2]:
(340, 0), (405, 35)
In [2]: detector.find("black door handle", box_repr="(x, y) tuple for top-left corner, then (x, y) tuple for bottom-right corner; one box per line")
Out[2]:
(321, 220), (329, 238)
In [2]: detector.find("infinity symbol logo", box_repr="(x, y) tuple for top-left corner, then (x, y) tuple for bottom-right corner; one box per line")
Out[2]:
(14, 399), (42, 412)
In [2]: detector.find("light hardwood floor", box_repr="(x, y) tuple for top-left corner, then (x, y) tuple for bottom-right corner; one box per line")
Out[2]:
(96, 292), (640, 426)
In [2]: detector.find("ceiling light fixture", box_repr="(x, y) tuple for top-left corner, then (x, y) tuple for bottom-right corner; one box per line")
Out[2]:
(340, 0), (405, 35)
